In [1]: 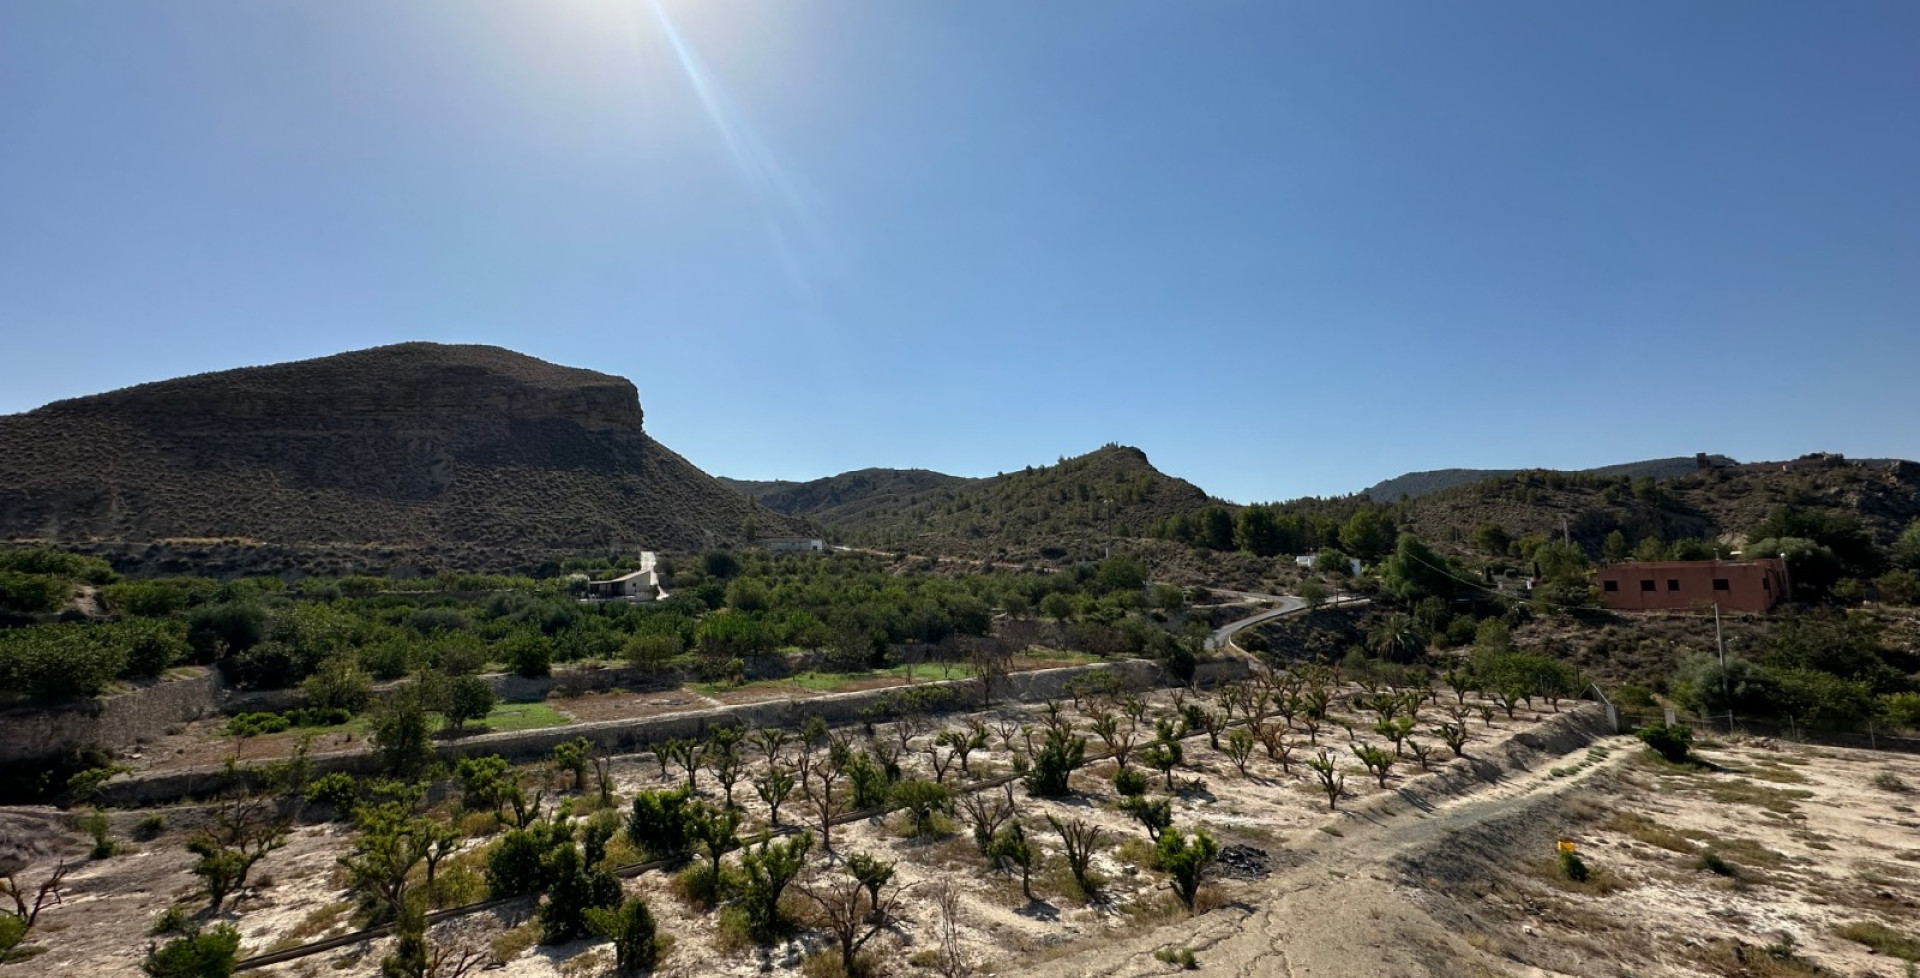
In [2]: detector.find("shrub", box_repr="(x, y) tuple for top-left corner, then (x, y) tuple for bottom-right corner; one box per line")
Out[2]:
(586, 896), (664, 973)
(1023, 727), (1087, 798)
(627, 787), (694, 858)
(537, 843), (623, 945)
(1113, 766), (1149, 798)
(301, 658), (373, 713)
(225, 712), (291, 738)
(0, 624), (129, 701)
(1558, 848), (1589, 883)
(185, 602), (266, 661)
(889, 779), (952, 838)
(443, 675), (497, 733)
(1156, 827), (1220, 913)
(142, 923), (242, 978)
(737, 833), (813, 940)
(305, 773), (361, 814)
(1636, 723), (1694, 764)
(504, 633), (553, 679)
(0, 570), (69, 615)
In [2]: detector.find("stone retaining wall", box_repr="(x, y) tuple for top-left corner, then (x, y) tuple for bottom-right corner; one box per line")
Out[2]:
(0, 670), (221, 766)
(96, 656), (1252, 807)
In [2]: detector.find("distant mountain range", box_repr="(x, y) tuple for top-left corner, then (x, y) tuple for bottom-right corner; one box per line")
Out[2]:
(1359, 456), (1737, 501)
(0, 343), (803, 572)
(724, 445), (1218, 562)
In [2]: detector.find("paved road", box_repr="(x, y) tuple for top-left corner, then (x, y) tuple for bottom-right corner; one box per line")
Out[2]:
(1205, 590), (1364, 652)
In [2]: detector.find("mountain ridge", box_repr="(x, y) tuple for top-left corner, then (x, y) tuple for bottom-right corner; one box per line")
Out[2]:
(0, 343), (802, 568)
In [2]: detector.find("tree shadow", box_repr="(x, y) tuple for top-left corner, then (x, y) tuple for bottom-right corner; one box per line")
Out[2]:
(1014, 898), (1060, 921)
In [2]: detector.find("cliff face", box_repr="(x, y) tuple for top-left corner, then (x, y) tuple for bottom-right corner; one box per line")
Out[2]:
(0, 343), (800, 562)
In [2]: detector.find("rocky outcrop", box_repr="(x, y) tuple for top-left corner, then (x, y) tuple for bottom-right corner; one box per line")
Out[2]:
(0, 343), (802, 563)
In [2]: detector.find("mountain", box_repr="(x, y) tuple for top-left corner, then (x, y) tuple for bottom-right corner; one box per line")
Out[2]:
(1399, 454), (1920, 555)
(716, 477), (803, 499)
(728, 469), (970, 526)
(1361, 455), (1736, 501)
(758, 445), (1219, 562)
(0, 343), (803, 569)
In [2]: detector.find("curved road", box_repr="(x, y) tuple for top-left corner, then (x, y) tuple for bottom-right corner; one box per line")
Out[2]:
(1204, 589), (1363, 653)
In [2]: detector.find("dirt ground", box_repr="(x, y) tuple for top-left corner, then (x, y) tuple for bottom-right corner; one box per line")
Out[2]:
(10, 678), (1917, 978)
(1, 676), (1594, 978)
(1018, 733), (1920, 978)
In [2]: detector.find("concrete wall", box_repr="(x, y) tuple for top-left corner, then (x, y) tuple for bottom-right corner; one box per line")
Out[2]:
(95, 655), (1253, 808)
(0, 670), (221, 766)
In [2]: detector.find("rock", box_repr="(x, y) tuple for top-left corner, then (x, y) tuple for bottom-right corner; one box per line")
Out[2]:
(1216, 843), (1272, 880)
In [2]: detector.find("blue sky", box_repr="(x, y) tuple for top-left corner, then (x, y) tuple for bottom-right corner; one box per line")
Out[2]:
(3, 2), (1916, 503)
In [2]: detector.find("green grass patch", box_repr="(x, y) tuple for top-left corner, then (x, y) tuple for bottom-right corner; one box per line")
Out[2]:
(473, 701), (569, 732)
(1835, 920), (1920, 960)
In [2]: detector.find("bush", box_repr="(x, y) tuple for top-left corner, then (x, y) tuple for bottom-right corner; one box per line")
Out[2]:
(586, 896), (663, 972)
(537, 843), (623, 944)
(185, 602), (267, 661)
(627, 787), (695, 858)
(302, 658), (374, 713)
(142, 923), (242, 978)
(121, 620), (190, 679)
(0, 624), (129, 701)
(1022, 727), (1086, 798)
(1113, 767), (1149, 798)
(443, 675), (497, 732)
(1636, 723), (1694, 764)
(305, 773), (361, 814)
(1558, 848), (1589, 883)
(888, 780), (952, 838)
(0, 570), (70, 615)
(504, 633), (553, 679)
(226, 712), (292, 738)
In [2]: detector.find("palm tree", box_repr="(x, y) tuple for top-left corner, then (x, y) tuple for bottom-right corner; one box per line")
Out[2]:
(1369, 613), (1426, 663)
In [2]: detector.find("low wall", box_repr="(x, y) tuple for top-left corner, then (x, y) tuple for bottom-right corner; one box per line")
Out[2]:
(0, 670), (221, 766)
(96, 656), (1252, 808)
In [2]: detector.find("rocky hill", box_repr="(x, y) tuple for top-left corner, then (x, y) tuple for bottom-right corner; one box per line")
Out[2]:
(1361, 455), (1735, 501)
(726, 468), (969, 525)
(0, 343), (802, 570)
(760, 445), (1220, 562)
(1399, 455), (1920, 555)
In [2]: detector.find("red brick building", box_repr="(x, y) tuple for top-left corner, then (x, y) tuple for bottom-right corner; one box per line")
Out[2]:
(1595, 558), (1787, 614)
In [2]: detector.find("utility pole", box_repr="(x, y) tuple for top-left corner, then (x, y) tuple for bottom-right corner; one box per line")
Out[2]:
(1714, 602), (1733, 734)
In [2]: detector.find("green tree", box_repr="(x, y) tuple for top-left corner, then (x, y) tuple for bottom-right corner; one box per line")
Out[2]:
(889, 779), (953, 838)
(369, 683), (436, 776)
(1156, 827), (1220, 913)
(442, 675), (496, 733)
(986, 823), (1037, 902)
(586, 897), (663, 973)
(1470, 522), (1511, 556)
(537, 842), (623, 944)
(1339, 509), (1396, 562)
(142, 923), (242, 978)
(737, 833), (813, 940)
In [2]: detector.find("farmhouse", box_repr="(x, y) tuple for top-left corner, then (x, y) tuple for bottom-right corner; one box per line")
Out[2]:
(1596, 558), (1787, 614)
(584, 552), (664, 602)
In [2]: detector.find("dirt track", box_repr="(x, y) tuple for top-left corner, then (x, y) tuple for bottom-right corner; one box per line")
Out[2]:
(1021, 707), (1623, 978)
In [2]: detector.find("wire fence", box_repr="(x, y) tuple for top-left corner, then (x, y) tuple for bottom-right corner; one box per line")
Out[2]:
(1615, 711), (1920, 755)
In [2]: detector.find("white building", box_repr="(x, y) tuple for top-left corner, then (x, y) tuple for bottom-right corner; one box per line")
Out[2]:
(584, 552), (664, 602)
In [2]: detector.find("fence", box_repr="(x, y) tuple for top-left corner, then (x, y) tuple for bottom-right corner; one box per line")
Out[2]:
(1615, 711), (1920, 755)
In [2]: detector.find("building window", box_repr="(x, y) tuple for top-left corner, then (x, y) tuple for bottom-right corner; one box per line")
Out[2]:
(1713, 579), (1730, 591)
(1640, 580), (1655, 592)
(1603, 580), (1619, 592)
(1667, 579), (1680, 591)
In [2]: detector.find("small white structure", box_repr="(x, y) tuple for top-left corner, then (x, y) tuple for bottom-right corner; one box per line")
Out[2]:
(585, 552), (664, 602)
(1295, 554), (1363, 576)
(761, 537), (826, 554)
